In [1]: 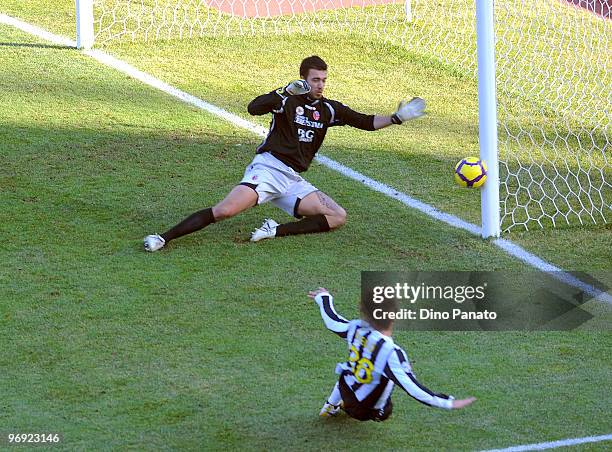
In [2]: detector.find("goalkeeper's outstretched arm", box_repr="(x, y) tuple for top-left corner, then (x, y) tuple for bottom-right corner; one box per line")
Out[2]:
(333, 97), (426, 130)
(308, 288), (350, 338)
(247, 80), (311, 116)
(373, 97), (427, 130)
(247, 90), (285, 116)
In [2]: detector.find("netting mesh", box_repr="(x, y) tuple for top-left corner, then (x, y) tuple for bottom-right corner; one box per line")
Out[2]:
(93, 0), (413, 41)
(495, 1), (610, 232)
(92, 0), (611, 233)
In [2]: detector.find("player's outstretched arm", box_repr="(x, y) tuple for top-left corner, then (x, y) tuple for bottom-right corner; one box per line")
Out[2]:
(308, 288), (351, 338)
(373, 97), (427, 130)
(451, 397), (477, 409)
(247, 80), (312, 116)
(384, 348), (476, 410)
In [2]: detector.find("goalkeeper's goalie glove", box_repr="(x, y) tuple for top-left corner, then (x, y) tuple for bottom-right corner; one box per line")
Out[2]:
(283, 79), (311, 96)
(391, 97), (426, 124)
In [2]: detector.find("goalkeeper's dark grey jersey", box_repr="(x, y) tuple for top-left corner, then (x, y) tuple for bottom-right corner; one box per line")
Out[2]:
(247, 88), (375, 173)
(314, 293), (454, 410)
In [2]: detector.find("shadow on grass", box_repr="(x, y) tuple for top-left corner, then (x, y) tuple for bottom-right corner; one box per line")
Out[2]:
(0, 41), (73, 50)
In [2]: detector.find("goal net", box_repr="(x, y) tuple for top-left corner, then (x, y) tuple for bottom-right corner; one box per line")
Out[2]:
(89, 0), (611, 234)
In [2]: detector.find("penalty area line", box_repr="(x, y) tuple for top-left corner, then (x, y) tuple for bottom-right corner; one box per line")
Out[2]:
(1, 13), (610, 304)
(480, 433), (612, 452)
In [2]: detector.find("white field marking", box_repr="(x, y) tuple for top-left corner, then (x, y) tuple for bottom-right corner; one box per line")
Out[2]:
(480, 433), (612, 451)
(0, 14), (76, 47)
(1, 13), (610, 304)
(85, 48), (269, 137)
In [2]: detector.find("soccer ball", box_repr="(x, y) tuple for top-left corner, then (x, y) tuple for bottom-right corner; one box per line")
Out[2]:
(454, 157), (487, 188)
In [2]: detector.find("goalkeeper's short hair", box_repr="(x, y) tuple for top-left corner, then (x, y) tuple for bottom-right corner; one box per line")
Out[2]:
(300, 55), (327, 78)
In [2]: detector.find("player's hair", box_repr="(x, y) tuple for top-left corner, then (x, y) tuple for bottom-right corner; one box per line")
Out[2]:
(360, 294), (398, 331)
(300, 55), (327, 78)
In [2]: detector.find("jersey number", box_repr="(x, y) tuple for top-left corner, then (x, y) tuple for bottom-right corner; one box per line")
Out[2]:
(349, 345), (374, 384)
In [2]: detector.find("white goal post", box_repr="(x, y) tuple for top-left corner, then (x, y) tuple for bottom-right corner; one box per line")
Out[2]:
(476, 0), (500, 238)
(75, 0), (610, 238)
(75, 0), (94, 50)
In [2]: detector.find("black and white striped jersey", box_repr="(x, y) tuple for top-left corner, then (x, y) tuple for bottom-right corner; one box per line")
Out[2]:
(314, 292), (454, 410)
(247, 88), (375, 173)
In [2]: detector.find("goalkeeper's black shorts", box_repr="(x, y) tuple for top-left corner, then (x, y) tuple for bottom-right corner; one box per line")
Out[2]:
(339, 377), (393, 422)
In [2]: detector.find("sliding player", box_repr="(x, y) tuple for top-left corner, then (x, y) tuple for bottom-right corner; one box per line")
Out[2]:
(144, 55), (426, 251)
(309, 287), (476, 420)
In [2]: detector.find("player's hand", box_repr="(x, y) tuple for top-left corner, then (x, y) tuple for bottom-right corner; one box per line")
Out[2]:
(394, 97), (426, 123)
(284, 79), (311, 96)
(451, 397), (477, 409)
(308, 287), (330, 299)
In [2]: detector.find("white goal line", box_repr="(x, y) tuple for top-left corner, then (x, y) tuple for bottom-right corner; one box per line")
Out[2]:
(479, 433), (612, 451)
(1, 13), (610, 305)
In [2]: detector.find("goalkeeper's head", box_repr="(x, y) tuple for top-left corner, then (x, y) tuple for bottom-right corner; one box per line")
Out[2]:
(300, 55), (328, 99)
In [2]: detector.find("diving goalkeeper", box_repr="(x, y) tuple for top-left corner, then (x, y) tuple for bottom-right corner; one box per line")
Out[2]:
(309, 287), (476, 421)
(144, 55), (426, 251)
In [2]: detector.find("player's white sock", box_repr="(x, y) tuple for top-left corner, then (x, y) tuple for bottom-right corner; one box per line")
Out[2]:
(319, 382), (343, 417)
(327, 382), (342, 406)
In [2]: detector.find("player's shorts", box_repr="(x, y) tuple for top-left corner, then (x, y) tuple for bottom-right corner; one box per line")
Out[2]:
(338, 376), (394, 422)
(239, 152), (318, 218)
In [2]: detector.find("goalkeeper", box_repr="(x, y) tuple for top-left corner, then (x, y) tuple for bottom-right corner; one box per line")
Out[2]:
(309, 287), (476, 421)
(144, 55), (426, 251)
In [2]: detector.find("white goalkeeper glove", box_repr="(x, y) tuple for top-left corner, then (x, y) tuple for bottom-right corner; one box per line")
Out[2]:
(391, 97), (426, 124)
(284, 79), (311, 96)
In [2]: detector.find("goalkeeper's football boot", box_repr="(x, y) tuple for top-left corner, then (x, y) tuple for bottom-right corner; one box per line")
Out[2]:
(319, 401), (342, 417)
(250, 218), (279, 242)
(143, 234), (165, 252)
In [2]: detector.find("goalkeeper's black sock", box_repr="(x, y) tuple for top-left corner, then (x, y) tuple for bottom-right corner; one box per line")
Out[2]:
(275, 214), (330, 237)
(161, 208), (215, 243)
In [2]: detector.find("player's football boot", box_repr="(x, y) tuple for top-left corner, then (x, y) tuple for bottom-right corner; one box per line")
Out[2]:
(143, 234), (165, 252)
(319, 401), (342, 417)
(250, 218), (279, 242)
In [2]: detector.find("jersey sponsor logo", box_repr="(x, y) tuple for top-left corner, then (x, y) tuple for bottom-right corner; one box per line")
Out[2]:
(295, 115), (324, 129)
(313, 110), (320, 121)
(296, 106), (304, 116)
(298, 128), (315, 142)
